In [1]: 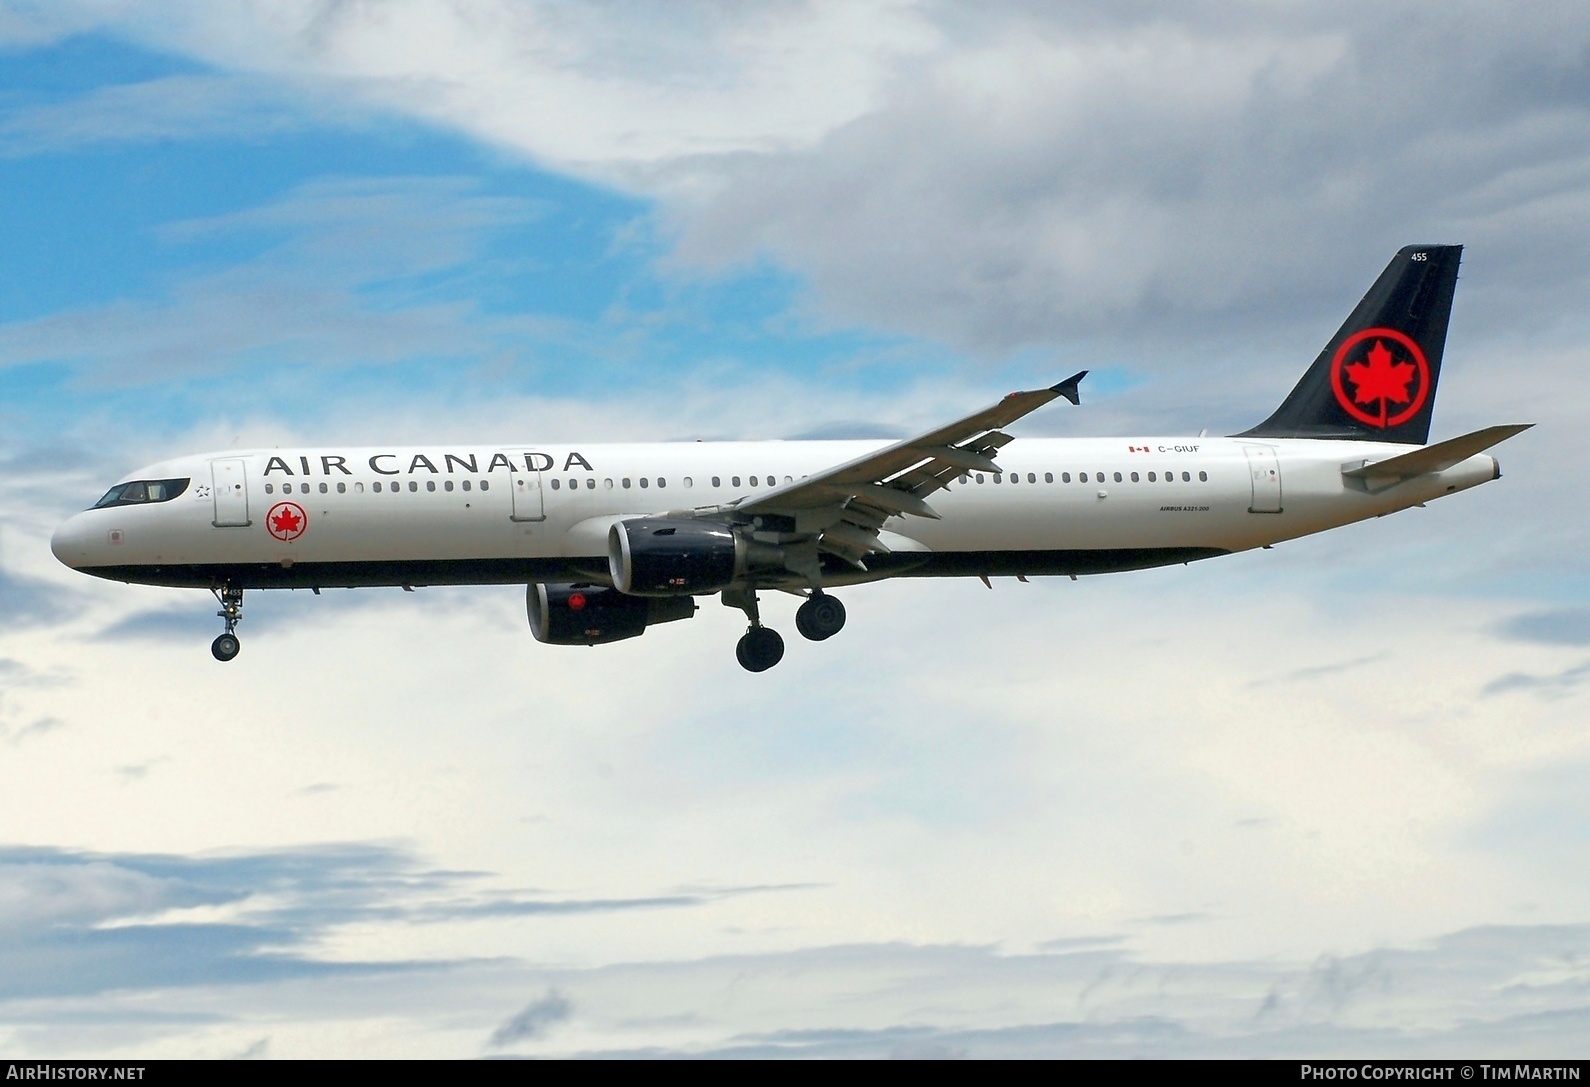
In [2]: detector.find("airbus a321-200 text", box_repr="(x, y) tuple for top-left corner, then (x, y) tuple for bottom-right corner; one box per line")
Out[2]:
(52, 246), (1531, 672)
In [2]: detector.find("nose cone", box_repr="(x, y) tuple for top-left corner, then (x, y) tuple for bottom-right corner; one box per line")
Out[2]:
(51, 513), (92, 570)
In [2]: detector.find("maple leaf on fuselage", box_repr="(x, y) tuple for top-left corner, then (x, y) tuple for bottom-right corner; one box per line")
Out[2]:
(270, 506), (303, 535)
(1344, 340), (1416, 408)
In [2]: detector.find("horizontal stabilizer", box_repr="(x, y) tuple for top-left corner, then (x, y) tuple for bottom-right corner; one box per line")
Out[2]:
(1342, 424), (1533, 483)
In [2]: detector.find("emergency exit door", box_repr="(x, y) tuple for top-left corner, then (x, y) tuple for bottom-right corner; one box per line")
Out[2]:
(1244, 446), (1282, 513)
(210, 458), (251, 527)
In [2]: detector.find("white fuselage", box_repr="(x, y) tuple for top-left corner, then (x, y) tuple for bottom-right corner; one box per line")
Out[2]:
(50, 436), (1498, 589)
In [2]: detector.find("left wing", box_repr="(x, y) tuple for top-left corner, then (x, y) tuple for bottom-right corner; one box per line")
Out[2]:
(727, 372), (1086, 571)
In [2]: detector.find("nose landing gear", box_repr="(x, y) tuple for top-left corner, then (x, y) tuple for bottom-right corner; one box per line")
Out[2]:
(210, 585), (243, 662)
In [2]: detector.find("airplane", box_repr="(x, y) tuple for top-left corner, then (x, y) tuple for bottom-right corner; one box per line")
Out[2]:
(51, 245), (1530, 672)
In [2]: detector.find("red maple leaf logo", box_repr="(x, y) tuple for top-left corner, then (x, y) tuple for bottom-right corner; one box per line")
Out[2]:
(270, 506), (302, 534)
(266, 502), (307, 541)
(1344, 340), (1416, 426)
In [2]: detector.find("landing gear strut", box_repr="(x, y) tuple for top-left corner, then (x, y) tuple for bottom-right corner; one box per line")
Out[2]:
(726, 587), (785, 673)
(795, 592), (846, 641)
(210, 584), (243, 662)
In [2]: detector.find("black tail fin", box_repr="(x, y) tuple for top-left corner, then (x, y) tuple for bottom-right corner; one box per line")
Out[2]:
(1239, 245), (1462, 444)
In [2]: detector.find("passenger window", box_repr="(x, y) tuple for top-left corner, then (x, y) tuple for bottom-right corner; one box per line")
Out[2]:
(1060, 473), (1069, 483)
(1113, 472), (1123, 483)
(480, 480), (489, 491)
(749, 476), (758, 487)
(408, 481), (418, 492)
(337, 482), (346, 493)
(640, 478), (649, 489)
(731, 476), (741, 487)
(355, 482), (364, 493)
(959, 474), (969, 484)
(585, 479), (594, 489)
(976, 474), (984, 484)
(444, 480), (454, 492)
(462, 480), (471, 491)
(1028, 473), (1036, 483)
(1147, 471), (1156, 482)
(1130, 472), (1139, 483)
(712, 476), (721, 487)
(1181, 471), (1190, 482)
(658, 478), (666, 488)
(426, 480), (436, 492)
(603, 478), (613, 489)
(320, 482), (329, 493)
(1198, 471), (1208, 482)
(684, 477), (693, 488)
(264, 483), (274, 495)
(1008, 473), (1017, 484)
(373, 481), (382, 493)
(622, 478), (631, 488)
(784, 476), (793, 484)
(550, 479), (560, 490)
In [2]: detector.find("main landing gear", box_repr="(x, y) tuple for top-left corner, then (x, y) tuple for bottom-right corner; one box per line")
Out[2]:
(728, 587), (784, 673)
(210, 584), (243, 662)
(728, 588), (847, 672)
(795, 592), (846, 642)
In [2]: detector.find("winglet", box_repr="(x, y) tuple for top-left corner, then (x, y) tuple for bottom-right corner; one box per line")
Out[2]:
(1051, 370), (1088, 406)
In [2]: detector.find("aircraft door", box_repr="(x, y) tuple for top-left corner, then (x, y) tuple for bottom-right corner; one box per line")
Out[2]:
(1244, 446), (1282, 514)
(508, 451), (546, 522)
(210, 458), (251, 527)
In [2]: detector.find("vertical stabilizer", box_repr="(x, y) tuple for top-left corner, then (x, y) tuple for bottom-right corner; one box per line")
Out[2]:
(1239, 245), (1462, 444)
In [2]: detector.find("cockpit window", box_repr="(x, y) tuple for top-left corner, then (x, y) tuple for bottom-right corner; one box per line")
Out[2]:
(93, 477), (190, 509)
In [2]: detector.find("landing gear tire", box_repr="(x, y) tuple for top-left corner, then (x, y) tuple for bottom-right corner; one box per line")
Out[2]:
(735, 626), (785, 672)
(210, 584), (244, 662)
(795, 594), (846, 641)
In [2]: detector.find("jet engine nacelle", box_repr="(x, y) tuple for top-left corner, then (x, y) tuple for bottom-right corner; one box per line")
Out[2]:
(527, 583), (695, 645)
(609, 518), (760, 596)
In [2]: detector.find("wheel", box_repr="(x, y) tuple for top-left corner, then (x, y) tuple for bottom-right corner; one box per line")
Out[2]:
(735, 626), (785, 672)
(211, 633), (240, 662)
(795, 594), (846, 641)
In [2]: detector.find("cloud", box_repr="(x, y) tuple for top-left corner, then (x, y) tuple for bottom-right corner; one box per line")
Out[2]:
(0, 842), (814, 1007)
(0, 842), (454, 999)
(498, 927), (1590, 1057)
(0, 73), (331, 157)
(1500, 609), (1590, 647)
(0, 564), (80, 629)
(1482, 661), (1590, 699)
(489, 989), (571, 1047)
(94, 0), (940, 171)
(0, 175), (545, 380)
(27, 0), (1586, 385)
(672, 2), (1590, 353)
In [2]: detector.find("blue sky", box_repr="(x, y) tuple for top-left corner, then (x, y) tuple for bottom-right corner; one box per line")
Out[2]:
(1, 1), (1589, 1059)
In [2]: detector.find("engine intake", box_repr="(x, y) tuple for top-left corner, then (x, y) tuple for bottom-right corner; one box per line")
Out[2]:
(527, 583), (695, 645)
(609, 518), (745, 596)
